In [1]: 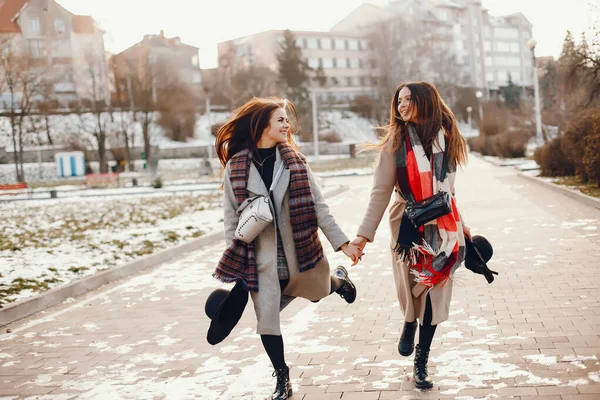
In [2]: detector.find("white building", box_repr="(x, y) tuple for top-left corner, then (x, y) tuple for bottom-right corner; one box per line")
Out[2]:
(332, 0), (534, 95)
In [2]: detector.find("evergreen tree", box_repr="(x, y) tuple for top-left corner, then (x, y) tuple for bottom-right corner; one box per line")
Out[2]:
(313, 64), (327, 87)
(503, 73), (521, 110)
(276, 30), (312, 109)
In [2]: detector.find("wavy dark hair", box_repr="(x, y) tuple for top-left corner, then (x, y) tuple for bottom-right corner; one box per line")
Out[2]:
(365, 81), (467, 167)
(215, 96), (300, 168)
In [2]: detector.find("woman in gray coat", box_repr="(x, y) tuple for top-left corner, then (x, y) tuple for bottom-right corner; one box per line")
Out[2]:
(351, 82), (471, 389)
(213, 96), (362, 400)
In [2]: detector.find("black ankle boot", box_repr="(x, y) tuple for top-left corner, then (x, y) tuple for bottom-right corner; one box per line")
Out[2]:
(413, 345), (433, 389)
(333, 266), (356, 304)
(398, 320), (417, 356)
(271, 365), (292, 400)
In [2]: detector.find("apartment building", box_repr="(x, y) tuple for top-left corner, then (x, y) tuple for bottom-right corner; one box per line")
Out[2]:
(112, 30), (203, 105)
(218, 30), (375, 102)
(218, 0), (534, 102)
(0, 0), (109, 107)
(332, 0), (534, 95)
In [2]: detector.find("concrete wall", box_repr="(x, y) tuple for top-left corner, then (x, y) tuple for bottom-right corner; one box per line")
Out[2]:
(2, 142), (356, 165)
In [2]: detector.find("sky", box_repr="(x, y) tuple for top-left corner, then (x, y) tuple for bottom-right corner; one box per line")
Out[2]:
(55, 0), (598, 68)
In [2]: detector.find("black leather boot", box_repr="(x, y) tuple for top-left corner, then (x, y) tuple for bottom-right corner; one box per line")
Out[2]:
(333, 266), (357, 304)
(271, 365), (292, 400)
(413, 345), (433, 389)
(398, 320), (418, 356)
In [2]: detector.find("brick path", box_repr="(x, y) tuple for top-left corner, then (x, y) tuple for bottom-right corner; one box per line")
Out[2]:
(0, 155), (599, 399)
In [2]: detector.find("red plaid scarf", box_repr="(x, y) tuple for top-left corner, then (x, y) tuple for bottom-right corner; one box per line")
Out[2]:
(213, 142), (324, 292)
(395, 124), (465, 288)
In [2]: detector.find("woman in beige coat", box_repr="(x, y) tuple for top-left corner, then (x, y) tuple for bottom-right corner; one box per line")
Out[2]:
(351, 82), (471, 389)
(214, 97), (362, 400)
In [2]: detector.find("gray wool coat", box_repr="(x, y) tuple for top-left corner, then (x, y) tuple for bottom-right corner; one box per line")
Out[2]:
(356, 142), (464, 326)
(222, 148), (349, 335)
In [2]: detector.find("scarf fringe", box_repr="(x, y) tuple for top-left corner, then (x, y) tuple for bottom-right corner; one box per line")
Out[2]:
(212, 272), (258, 292)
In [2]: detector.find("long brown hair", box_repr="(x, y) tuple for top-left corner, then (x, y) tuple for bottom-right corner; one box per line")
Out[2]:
(215, 96), (300, 168)
(366, 81), (467, 168)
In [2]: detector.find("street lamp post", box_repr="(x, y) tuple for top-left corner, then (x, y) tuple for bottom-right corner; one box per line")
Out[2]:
(466, 106), (473, 136)
(527, 38), (544, 147)
(475, 90), (483, 126)
(310, 89), (319, 160)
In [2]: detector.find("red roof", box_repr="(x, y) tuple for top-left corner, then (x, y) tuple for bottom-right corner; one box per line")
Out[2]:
(0, 0), (28, 33)
(72, 15), (95, 33)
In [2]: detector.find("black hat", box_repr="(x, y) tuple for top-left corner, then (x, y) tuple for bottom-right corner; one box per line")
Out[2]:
(205, 281), (249, 345)
(464, 235), (498, 284)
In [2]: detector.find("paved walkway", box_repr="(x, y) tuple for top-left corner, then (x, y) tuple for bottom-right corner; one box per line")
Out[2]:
(1, 155), (599, 400)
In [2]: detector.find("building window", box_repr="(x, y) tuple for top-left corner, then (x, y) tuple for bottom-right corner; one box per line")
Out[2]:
(496, 42), (510, 52)
(295, 38), (303, 48)
(332, 58), (338, 68)
(30, 19), (40, 32)
(485, 56), (493, 66)
(321, 38), (332, 50)
(317, 38), (321, 49)
(486, 72), (495, 83)
(308, 58), (320, 69)
(484, 41), (491, 52)
(360, 76), (366, 86)
(322, 58), (333, 69)
(29, 40), (45, 58)
(348, 39), (359, 50)
(192, 71), (202, 83)
(494, 27), (518, 40)
(346, 77), (353, 86)
(54, 19), (65, 33)
(307, 38), (318, 49)
(192, 54), (199, 67)
(335, 39), (345, 50)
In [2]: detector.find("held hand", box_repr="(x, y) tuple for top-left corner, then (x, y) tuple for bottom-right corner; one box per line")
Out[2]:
(463, 224), (472, 241)
(341, 243), (362, 266)
(350, 236), (368, 252)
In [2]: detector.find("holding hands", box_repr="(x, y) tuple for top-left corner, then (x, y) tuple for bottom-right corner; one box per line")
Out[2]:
(341, 242), (364, 266)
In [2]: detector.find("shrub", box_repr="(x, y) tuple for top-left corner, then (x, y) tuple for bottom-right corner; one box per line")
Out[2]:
(211, 123), (223, 137)
(492, 130), (528, 158)
(350, 95), (376, 119)
(467, 135), (493, 155)
(583, 127), (600, 186)
(534, 136), (575, 177)
(562, 108), (600, 184)
(480, 101), (510, 137)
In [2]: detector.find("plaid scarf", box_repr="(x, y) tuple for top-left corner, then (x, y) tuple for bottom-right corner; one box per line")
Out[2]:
(395, 124), (465, 288)
(213, 142), (324, 292)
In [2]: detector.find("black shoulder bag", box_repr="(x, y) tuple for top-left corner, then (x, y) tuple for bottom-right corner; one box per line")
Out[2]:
(404, 146), (452, 227)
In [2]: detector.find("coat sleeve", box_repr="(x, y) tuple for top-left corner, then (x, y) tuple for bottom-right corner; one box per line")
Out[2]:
(223, 162), (239, 245)
(307, 166), (349, 252)
(356, 146), (398, 242)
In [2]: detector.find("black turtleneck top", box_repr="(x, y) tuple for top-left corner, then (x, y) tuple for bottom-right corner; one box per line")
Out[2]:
(252, 146), (277, 190)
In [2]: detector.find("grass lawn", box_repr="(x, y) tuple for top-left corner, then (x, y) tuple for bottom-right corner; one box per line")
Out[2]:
(551, 176), (600, 198)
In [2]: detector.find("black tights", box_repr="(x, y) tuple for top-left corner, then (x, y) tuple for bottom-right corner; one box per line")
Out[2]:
(418, 294), (437, 350)
(262, 277), (343, 370)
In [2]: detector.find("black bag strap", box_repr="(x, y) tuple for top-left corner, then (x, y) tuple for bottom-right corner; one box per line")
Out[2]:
(440, 141), (450, 182)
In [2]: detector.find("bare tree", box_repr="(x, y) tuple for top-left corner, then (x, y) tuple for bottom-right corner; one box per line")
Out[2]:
(366, 16), (469, 122)
(75, 47), (111, 173)
(0, 36), (42, 182)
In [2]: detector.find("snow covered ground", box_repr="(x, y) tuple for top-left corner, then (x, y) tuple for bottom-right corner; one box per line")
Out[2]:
(0, 190), (223, 307)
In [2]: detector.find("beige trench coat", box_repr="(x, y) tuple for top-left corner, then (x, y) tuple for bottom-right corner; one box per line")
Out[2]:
(356, 143), (463, 326)
(222, 148), (349, 335)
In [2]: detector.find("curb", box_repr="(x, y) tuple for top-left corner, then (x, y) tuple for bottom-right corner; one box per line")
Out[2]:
(0, 231), (224, 327)
(517, 172), (600, 211)
(473, 152), (600, 211)
(0, 184), (350, 327)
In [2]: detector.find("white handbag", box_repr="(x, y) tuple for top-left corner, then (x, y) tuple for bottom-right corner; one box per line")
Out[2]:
(235, 163), (285, 244)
